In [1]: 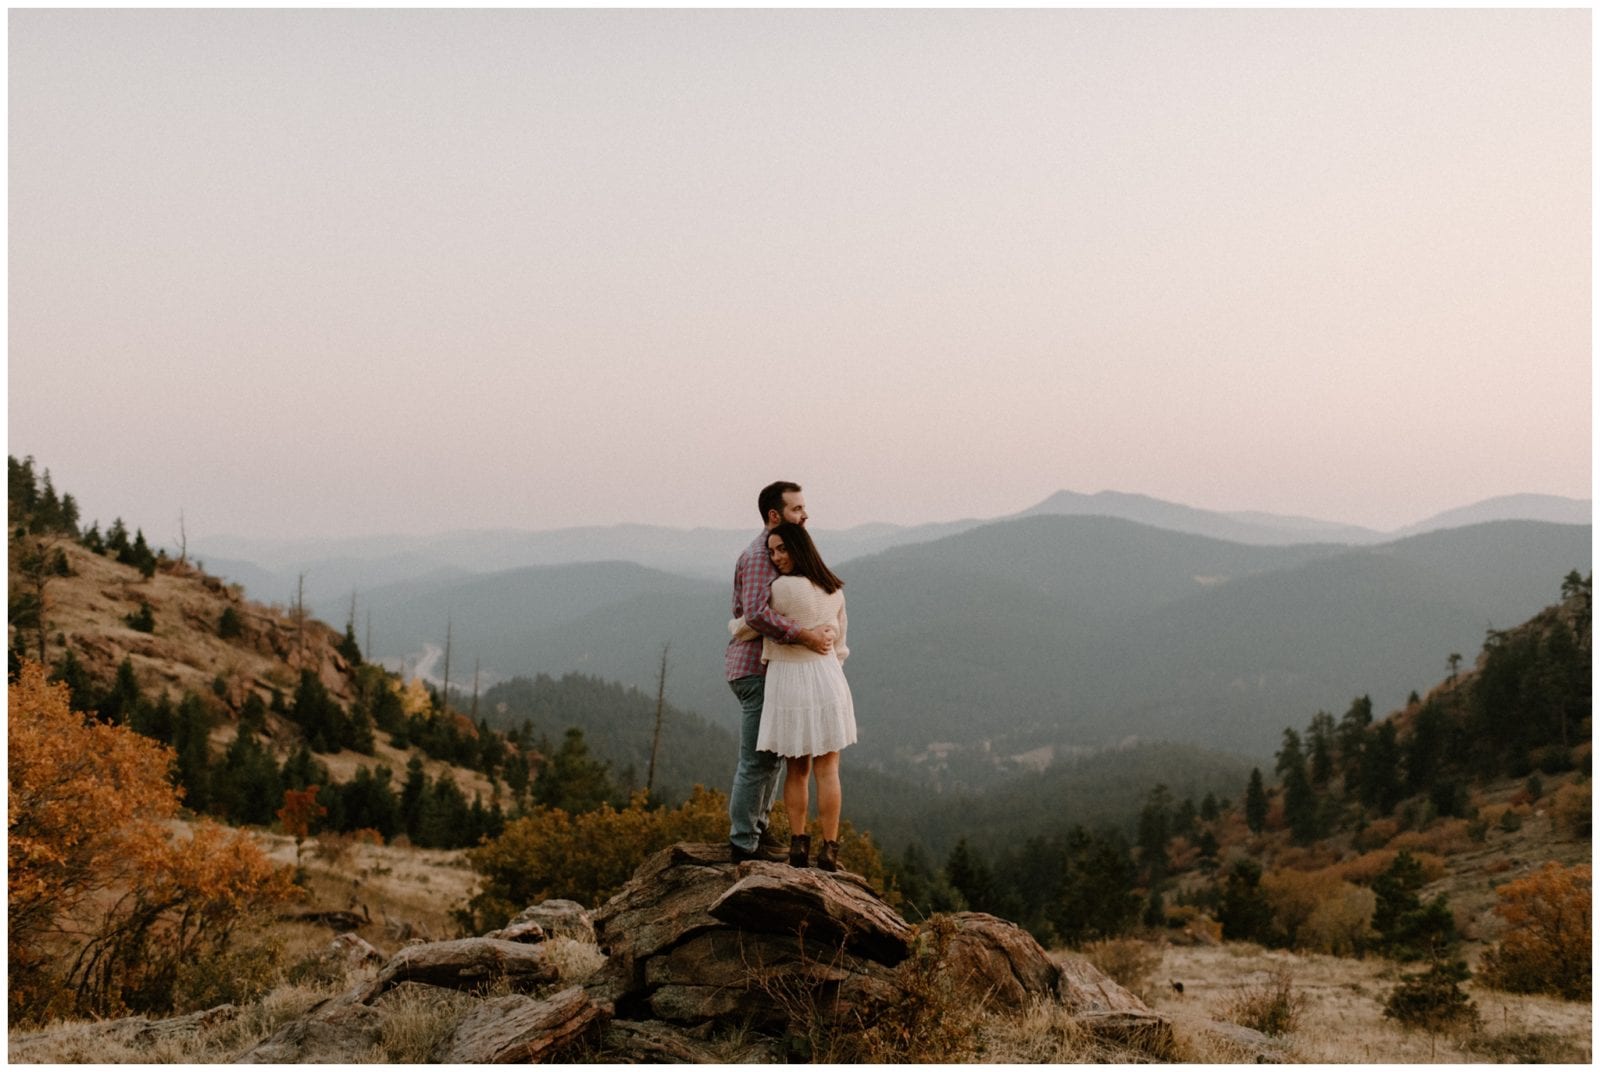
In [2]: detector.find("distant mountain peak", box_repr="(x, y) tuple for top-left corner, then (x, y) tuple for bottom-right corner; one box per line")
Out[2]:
(1398, 493), (1591, 536)
(1018, 489), (1375, 547)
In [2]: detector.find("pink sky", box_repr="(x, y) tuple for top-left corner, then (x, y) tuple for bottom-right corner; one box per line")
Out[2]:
(9, 9), (1590, 539)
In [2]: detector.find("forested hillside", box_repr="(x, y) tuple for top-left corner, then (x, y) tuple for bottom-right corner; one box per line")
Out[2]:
(909, 571), (1590, 965)
(5, 456), (656, 853)
(330, 512), (1590, 776)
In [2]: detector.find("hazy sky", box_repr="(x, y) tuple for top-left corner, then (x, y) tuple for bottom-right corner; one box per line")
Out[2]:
(9, 9), (1591, 541)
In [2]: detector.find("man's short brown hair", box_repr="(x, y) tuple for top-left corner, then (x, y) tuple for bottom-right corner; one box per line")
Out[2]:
(758, 481), (801, 523)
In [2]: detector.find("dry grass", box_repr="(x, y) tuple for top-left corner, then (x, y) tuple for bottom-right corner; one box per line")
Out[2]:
(1147, 941), (1593, 1063)
(370, 983), (479, 1062)
(1220, 967), (1305, 1036)
(1080, 936), (1163, 1002)
(7, 978), (346, 1064)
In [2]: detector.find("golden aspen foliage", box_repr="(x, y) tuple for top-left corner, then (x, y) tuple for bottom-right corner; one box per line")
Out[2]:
(8, 661), (297, 1024)
(399, 675), (434, 716)
(1479, 862), (1590, 1000)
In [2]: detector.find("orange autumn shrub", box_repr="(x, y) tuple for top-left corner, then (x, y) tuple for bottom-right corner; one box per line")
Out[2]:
(1547, 782), (1590, 838)
(1339, 848), (1446, 887)
(9, 661), (297, 1023)
(1388, 819), (1473, 857)
(1480, 863), (1591, 1000)
(1260, 867), (1375, 955)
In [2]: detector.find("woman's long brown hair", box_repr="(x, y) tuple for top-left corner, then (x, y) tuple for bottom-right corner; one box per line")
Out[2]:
(769, 521), (844, 594)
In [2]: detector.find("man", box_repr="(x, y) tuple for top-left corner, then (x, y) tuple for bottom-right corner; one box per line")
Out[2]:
(726, 480), (834, 862)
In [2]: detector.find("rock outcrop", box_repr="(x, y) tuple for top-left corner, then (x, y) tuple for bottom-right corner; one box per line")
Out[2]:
(234, 841), (1170, 1063)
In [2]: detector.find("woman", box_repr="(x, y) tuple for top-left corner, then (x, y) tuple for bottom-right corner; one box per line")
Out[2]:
(729, 520), (855, 871)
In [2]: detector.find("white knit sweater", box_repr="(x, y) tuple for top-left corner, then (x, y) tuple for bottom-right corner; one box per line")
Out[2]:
(728, 575), (849, 663)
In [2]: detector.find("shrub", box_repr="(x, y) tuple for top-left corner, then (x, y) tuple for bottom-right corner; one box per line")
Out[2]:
(1081, 937), (1161, 1000)
(1479, 862), (1590, 1000)
(1259, 867), (1372, 952)
(461, 787), (731, 929)
(1547, 782), (1590, 838)
(1300, 882), (1376, 957)
(1352, 818), (1401, 852)
(1388, 822), (1472, 857)
(8, 661), (297, 1022)
(1222, 969), (1305, 1037)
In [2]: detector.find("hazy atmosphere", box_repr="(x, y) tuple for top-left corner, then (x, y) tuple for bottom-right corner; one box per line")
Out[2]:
(9, 8), (1591, 540)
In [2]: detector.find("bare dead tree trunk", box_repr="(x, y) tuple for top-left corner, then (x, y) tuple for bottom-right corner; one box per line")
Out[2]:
(647, 642), (669, 798)
(442, 617), (453, 715)
(294, 572), (307, 668)
(471, 658), (480, 721)
(176, 510), (188, 566)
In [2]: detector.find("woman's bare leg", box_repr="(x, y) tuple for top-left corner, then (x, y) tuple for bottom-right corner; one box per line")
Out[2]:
(813, 751), (841, 841)
(784, 756), (812, 836)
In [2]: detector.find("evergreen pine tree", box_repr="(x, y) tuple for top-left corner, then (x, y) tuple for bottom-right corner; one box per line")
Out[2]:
(1337, 695), (1374, 788)
(400, 755), (429, 838)
(281, 744), (330, 791)
(531, 727), (616, 814)
(173, 695), (212, 813)
(49, 648), (96, 713)
(337, 623), (363, 666)
(1136, 783), (1174, 881)
(131, 693), (176, 745)
(1051, 826), (1140, 943)
(124, 601), (156, 633)
(1307, 711), (1337, 786)
(80, 521), (105, 555)
(417, 771), (471, 848)
(105, 518), (131, 559)
(1359, 721), (1404, 814)
(944, 837), (994, 912)
(8, 454), (38, 518)
(100, 657), (142, 726)
(1245, 767), (1269, 833)
(216, 729), (283, 825)
(1217, 857), (1273, 943)
(1278, 734), (1319, 845)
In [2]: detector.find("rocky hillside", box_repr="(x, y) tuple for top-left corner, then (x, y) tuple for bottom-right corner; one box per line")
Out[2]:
(21, 535), (354, 714)
(8, 458), (523, 820)
(11, 842), (1282, 1064)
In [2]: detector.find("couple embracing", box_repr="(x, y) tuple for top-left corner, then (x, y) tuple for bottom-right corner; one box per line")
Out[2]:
(724, 481), (856, 872)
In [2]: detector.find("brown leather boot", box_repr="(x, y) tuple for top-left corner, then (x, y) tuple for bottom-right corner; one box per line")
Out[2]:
(788, 834), (810, 868)
(816, 839), (841, 872)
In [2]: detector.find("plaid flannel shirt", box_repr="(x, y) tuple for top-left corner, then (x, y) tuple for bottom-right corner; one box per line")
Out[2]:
(724, 529), (801, 680)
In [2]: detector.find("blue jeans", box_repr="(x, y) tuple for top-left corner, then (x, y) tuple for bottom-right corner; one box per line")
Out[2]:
(727, 675), (783, 852)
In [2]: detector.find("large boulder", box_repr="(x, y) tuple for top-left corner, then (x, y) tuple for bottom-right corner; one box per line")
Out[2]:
(224, 841), (1171, 1063)
(590, 842), (1077, 1036)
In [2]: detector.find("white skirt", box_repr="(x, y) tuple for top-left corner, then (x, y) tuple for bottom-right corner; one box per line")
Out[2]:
(757, 657), (857, 758)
